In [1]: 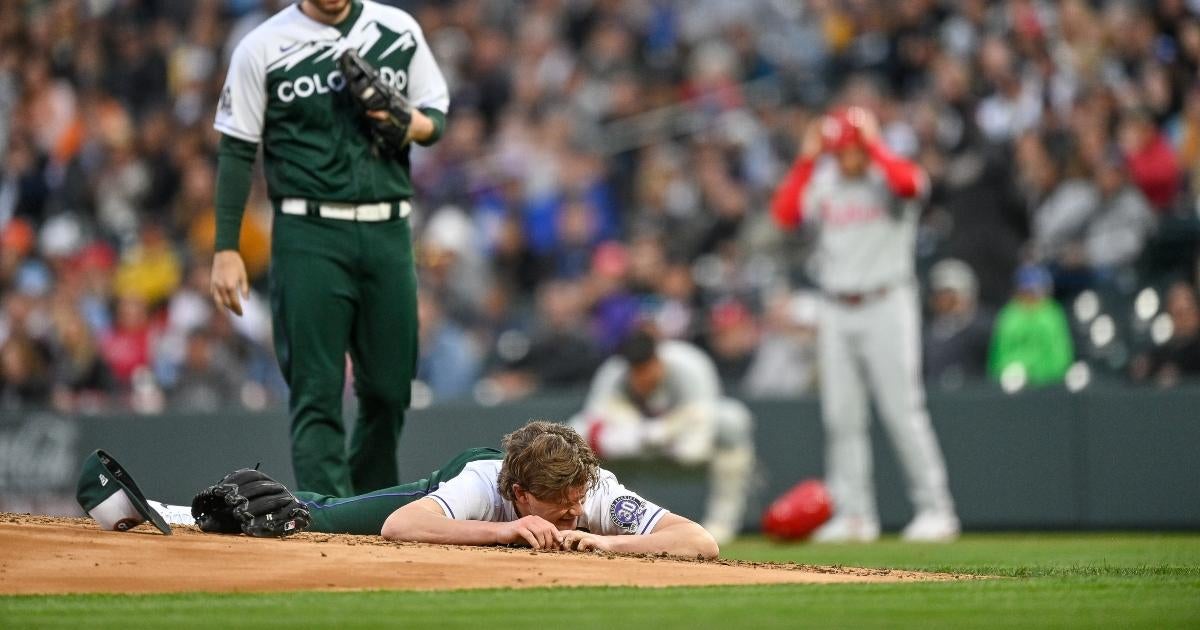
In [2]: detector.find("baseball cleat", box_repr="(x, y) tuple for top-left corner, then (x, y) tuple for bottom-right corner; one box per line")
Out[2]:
(810, 515), (880, 543)
(901, 510), (961, 543)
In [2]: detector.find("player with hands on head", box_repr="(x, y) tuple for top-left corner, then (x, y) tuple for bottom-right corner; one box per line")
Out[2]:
(771, 106), (959, 543)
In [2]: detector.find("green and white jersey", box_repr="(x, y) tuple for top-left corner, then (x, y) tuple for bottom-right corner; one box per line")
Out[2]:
(215, 0), (448, 202)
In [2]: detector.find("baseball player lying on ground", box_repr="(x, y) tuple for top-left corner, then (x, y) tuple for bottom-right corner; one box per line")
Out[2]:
(75, 421), (720, 559)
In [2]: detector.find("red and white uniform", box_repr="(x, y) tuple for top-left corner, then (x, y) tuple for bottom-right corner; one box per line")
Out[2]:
(772, 136), (957, 531)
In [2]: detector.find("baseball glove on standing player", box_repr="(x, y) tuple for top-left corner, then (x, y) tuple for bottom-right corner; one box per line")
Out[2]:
(191, 468), (311, 537)
(338, 48), (412, 157)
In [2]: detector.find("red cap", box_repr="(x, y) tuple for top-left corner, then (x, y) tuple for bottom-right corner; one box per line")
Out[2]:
(820, 109), (862, 151)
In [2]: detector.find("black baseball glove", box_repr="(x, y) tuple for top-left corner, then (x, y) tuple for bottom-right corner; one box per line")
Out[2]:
(191, 468), (311, 538)
(338, 48), (413, 157)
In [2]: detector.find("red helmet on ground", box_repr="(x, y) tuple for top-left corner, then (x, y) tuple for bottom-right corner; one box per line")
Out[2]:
(761, 479), (833, 540)
(820, 109), (861, 151)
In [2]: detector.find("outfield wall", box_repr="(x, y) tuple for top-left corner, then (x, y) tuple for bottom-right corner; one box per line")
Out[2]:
(2, 386), (1197, 531)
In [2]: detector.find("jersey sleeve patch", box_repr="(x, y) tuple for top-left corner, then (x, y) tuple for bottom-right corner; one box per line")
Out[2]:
(609, 495), (646, 534)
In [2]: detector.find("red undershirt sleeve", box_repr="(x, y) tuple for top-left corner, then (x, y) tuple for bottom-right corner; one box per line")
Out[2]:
(866, 141), (927, 199)
(771, 156), (816, 229)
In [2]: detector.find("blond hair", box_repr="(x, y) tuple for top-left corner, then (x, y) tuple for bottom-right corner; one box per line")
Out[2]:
(497, 420), (600, 503)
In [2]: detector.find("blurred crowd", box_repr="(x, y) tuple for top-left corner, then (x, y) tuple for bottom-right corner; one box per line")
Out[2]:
(3, 0), (1200, 414)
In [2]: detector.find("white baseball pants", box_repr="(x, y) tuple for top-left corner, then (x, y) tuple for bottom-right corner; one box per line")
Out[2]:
(817, 282), (955, 521)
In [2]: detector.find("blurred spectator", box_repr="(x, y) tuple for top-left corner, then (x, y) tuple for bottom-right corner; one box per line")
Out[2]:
(2, 0), (1200, 408)
(112, 224), (182, 307)
(47, 306), (111, 412)
(587, 242), (640, 353)
(420, 206), (489, 325)
(988, 265), (1074, 387)
(651, 261), (701, 342)
(703, 297), (758, 383)
(99, 296), (158, 388)
(546, 197), (600, 281)
(0, 218), (36, 289)
(416, 289), (480, 401)
(975, 36), (1043, 142)
(488, 211), (541, 296)
(1130, 282), (1200, 387)
(1028, 141), (1099, 277)
(1118, 109), (1182, 213)
(1175, 84), (1200, 195)
(511, 280), (601, 390)
(1083, 152), (1155, 272)
(742, 290), (819, 397)
(934, 146), (1030, 309)
(169, 328), (241, 412)
(924, 259), (993, 389)
(0, 333), (51, 410)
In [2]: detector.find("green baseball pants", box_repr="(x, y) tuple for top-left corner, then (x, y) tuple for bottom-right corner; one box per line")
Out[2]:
(295, 447), (504, 534)
(269, 209), (418, 498)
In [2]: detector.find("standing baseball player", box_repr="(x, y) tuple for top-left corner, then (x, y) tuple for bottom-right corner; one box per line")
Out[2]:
(569, 330), (755, 544)
(210, 0), (448, 496)
(770, 107), (959, 542)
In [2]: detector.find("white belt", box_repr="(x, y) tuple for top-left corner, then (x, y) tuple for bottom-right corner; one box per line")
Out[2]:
(280, 198), (411, 222)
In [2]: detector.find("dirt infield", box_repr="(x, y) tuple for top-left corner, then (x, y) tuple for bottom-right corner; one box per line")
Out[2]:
(0, 514), (965, 593)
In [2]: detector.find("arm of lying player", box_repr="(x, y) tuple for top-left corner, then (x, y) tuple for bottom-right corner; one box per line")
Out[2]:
(380, 497), (565, 550)
(558, 513), (719, 559)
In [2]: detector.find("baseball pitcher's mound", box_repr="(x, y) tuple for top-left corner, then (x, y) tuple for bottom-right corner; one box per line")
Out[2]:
(0, 514), (965, 593)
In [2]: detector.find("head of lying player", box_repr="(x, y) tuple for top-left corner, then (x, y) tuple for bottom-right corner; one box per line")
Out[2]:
(379, 420), (719, 557)
(496, 420), (600, 530)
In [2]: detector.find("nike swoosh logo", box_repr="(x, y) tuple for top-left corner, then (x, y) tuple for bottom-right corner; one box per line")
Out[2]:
(280, 41), (307, 54)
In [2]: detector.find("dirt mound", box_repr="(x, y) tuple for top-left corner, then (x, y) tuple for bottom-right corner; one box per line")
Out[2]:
(0, 514), (964, 593)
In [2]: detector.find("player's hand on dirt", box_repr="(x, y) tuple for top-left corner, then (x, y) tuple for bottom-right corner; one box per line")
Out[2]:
(847, 106), (880, 143)
(559, 530), (613, 553)
(211, 250), (249, 317)
(498, 515), (563, 550)
(801, 119), (824, 159)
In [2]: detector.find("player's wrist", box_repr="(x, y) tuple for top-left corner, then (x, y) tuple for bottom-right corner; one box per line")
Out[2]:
(490, 521), (512, 546)
(407, 109), (434, 143)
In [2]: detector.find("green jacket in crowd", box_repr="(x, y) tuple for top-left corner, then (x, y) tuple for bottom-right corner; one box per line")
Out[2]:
(987, 298), (1075, 386)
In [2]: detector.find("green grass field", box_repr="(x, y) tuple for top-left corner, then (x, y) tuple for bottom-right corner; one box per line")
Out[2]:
(2, 533), (1198, 629)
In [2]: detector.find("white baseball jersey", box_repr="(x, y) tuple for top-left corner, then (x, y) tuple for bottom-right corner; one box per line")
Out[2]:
(584, 340), (721, 419)
(802, 159), (922, 293)
(427, 460), (670, 536)
(214, 0), (448, 201)
(216, 0), (448, 144)
(578, 340), (723, 464)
